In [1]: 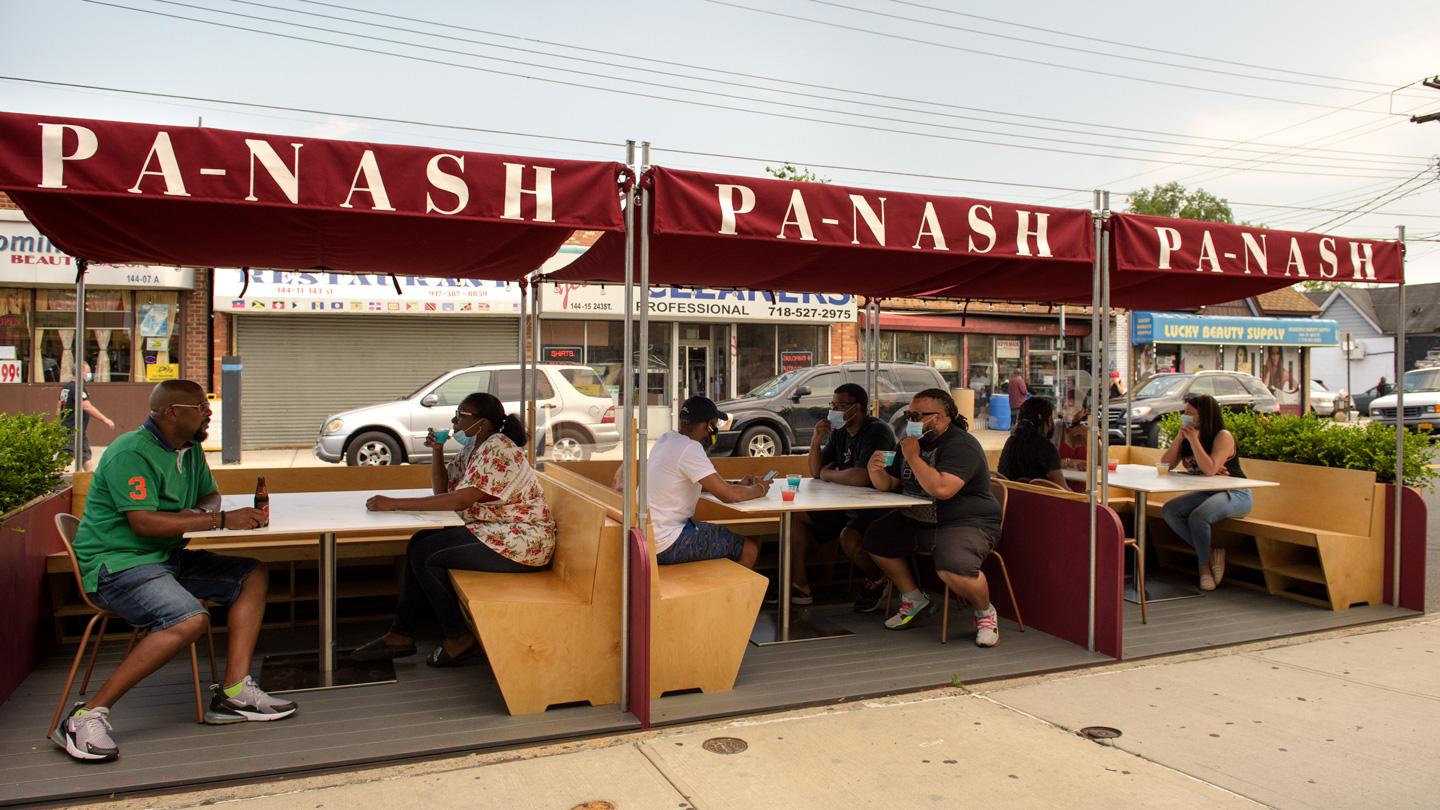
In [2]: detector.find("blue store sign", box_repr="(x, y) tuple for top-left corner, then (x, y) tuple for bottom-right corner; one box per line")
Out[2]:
(1132, 312), (1338, 347)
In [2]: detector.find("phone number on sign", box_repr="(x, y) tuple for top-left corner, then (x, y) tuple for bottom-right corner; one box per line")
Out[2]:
(766, 306), (851, 319)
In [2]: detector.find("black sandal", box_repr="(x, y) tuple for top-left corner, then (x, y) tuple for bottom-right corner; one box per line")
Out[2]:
(425, 642), (483, 668)
(351, 637), (418, 661)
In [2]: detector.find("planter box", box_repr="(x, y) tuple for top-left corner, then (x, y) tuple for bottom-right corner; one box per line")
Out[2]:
(0, 488), (70, 704)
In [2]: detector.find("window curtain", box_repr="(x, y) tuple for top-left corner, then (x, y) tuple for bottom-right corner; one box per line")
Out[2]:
(94, 329), (112, 380)
(56, 328), (75, 381)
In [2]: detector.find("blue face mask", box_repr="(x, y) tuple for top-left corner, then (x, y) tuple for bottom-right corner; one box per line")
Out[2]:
(453, 430), (475, 447)
(905, 420), (925, 439)
(827, 409), (846, 428)
(1180, 414), (1195, 426)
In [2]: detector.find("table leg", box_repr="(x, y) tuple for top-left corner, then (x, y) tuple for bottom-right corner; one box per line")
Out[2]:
(779, 513), (792, 642)
(260, 531), (397, 692)
(749, 511), (855, 646)
(1124, 491), (1201, 605)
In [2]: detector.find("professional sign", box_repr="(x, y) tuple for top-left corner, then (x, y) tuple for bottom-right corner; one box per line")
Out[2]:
(1132, 312), (1339, 347)
(0, 220), (195, 289)
(541, 281), (857, 324)
(213, 268), (523, 315)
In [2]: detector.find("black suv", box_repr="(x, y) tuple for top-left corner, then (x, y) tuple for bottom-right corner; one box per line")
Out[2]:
(1107, 370), (1278, 447)
(714, 362), (949, 456)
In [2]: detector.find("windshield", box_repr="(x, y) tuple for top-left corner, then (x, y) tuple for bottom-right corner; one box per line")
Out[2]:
(1311, 380), (1328, 392)
(1402, 370), (1440, 393)
(407, 371), (452, 399)
(1133, 375), (1189, 399)
(746, 368), (808, 398)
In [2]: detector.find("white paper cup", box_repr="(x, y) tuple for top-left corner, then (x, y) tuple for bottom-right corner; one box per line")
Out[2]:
(1155, 462), (1170, 477)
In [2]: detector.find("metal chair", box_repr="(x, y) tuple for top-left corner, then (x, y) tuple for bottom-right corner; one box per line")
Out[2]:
(1024, 477), (1067, 490)
(47, 514), (217, 738)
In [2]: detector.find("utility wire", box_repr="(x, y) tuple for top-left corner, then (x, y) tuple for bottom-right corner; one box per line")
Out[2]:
(76, 1), (1422, 179)
(280, 0), (1423, 162)
(1311, 173), (1440, 232)
(704, 0), (1416, 114)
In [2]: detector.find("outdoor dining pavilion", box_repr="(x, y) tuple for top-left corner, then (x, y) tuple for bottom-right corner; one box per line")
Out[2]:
(0, 114), (1424, 806)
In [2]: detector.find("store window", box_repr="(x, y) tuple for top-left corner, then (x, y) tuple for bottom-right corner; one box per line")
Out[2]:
(966, 334), (996, 418)
(737, 323), (777, 394)
(895, 331), (927, 364)
(777, 324), (827, 374)
(877, 331), (896, 362)
(0, 288), (31, 381)
(930, 334), (961, 388)
(36, 289), (138, 383)
(548, 319), (669, 406)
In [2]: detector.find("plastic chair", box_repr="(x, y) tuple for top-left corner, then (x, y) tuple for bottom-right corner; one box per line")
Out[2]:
(47, 514), (217, 738)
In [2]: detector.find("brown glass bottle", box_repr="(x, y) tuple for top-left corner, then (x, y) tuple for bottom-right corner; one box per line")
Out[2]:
(255, 476), (269, 521)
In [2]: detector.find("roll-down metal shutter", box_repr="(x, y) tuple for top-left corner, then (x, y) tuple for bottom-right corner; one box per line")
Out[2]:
(235, 315), (518, 447)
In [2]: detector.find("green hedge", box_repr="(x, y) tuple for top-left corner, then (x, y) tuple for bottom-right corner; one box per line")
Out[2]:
(0, 412), (74, 517)
(1157, 410), (1437, 489)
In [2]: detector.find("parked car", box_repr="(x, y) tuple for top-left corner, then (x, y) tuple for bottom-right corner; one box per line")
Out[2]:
(1368, 368), (1440, 434)
(1309, 380), (1338, 417)
(713, 362), (948, 457)
(1351, 384), (1385, 417)
(1107, 370), (1279, 447)
(314, 363), (618, 465)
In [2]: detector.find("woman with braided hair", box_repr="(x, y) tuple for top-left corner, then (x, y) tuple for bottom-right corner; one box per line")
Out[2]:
(998, 397), (1067, 487)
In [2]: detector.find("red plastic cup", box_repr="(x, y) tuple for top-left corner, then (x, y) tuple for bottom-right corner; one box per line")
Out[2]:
(1107, 459), (1118, 472)
(780, 488), (797, 503)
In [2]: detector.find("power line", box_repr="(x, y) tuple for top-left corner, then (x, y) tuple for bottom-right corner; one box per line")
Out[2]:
(704, 0), (1417, 114)
(76, 1), (1424, 179)
(1311, 174), (1440, 232)
(882, 0), (1414, 91)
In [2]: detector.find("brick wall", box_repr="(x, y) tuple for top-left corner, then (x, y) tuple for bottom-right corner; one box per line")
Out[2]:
(181, 268), (211, 390)
(830, 322), (860, 364)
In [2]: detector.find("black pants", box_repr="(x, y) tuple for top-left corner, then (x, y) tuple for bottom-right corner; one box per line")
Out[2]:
(390, 525), (544, 640)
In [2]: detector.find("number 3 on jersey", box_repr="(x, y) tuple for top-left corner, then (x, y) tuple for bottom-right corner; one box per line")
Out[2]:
(127, 476), (148, 501)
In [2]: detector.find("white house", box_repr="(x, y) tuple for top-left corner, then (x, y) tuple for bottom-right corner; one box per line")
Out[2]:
(1305, 288), (1395, 397)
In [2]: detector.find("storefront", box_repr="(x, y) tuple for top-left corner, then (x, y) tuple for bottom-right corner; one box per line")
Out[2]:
(1131, 311), (1339, 413)
(870, 310), (1090, 419)
(213, 269), (523, 447)
(0, 210), (200, 440)
(539, 280), (853, 421)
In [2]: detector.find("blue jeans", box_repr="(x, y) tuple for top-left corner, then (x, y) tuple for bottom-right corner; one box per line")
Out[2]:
(391, 526), (545, 641)
(656, 519), (745, 565)
(94, 549), (259, 631)
(1161, 489), (1253, 564)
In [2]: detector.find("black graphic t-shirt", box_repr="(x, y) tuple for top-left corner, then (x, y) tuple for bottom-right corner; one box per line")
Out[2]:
(821, 416), (896, 471)
(886, 426), (1001, 532)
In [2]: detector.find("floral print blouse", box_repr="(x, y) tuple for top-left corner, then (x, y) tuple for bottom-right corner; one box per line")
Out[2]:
(446, 433), (556, 566)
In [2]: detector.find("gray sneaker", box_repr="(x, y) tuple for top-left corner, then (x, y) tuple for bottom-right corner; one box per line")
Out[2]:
(884, 592), (933, 630)
(52, 703), (118, 762)
(205, 676), (298, 724)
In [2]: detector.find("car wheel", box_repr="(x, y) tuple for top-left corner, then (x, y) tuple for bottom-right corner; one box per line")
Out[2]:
(347, 431), (402, 466)
(550, 428), (591, 462)
(740, 425), (782, 457)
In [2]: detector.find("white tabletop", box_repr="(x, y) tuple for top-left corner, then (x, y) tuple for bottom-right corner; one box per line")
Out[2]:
(185, 489), (464, 539)
(701, 478), (929, 514)
(1061, 464), (1278, 494)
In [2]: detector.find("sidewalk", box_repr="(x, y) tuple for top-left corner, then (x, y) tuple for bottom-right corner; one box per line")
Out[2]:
(98, 617), (1439, 809)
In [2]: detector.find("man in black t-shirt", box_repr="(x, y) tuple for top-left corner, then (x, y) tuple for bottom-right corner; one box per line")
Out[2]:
(784, 383), (896, 612)
(57, 362), (115, 471)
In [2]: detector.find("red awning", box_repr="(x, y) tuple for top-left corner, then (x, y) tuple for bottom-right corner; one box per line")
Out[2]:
(1107, 212), (1404, 309)
(0, 112), (625, 279)
(551, 166), (1096, 299)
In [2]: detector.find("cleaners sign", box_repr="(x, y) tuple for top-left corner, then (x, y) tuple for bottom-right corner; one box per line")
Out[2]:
(1132, 312), (1338, 347)
(541, 282), (857, 323)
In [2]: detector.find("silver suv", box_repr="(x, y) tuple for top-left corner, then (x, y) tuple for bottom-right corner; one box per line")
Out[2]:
(314, 363), (619, 465)
(1369, 368), (1440, 434)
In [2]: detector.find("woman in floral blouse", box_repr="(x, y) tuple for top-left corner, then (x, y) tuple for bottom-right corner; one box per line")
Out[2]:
(355, 392), (556, 667)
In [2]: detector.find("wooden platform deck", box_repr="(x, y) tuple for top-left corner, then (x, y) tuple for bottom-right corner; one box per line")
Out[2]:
(0, 590), (1417, 806)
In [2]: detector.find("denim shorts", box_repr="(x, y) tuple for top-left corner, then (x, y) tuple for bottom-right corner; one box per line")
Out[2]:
(656, 519), (745, 565)
(93, 549), (260, 631)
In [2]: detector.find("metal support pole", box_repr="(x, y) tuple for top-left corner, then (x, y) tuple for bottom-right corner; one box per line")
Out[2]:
(519, 280), (532, 466)
(619, 140), (637, 712)
(531, 276), (542, 465)
(319, 532), (336, 681)
(637, 141), (652, 540)
(72, 258), (88, 472)
(1058, 305), (1066, 413)
(1393, 225), (1406, 607)
(1086, 190), (1101, 653)
(1099, 192), (1112, 504)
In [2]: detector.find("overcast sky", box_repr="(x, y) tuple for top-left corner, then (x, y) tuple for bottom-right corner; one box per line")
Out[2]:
(3, 0), (1438, 281)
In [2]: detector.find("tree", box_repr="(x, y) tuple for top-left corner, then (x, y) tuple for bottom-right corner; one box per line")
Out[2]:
(764, 162), (828, 184)
(1127, 181), (1234, 223)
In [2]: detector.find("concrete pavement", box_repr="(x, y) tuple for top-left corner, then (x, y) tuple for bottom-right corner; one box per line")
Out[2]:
(96, 617), (1439, 810)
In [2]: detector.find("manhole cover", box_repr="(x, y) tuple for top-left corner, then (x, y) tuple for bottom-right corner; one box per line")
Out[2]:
(571, 802), (616, 810)
(1079, 726), (1123, 740)
(701, 736), (749, 754)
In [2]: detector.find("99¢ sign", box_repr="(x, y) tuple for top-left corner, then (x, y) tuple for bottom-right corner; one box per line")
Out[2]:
(0, 360), (21, 383)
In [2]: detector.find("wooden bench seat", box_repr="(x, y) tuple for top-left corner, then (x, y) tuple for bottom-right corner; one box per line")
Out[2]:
(546, 460), (766, 699)
(1109, 446), (1383, 610)
(449, 474), (621, 715)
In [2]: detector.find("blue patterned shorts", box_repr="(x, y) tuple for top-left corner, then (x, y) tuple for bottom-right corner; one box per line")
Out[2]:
(656, 519), (745, 565)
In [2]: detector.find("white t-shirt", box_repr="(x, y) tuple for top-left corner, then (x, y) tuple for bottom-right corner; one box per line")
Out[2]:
(646, 431), (718, 552)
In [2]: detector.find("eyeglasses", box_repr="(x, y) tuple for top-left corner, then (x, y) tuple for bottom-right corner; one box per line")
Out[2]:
(452, 410), (479, 422)
(906, 410), (942, 422)
(171, 403), (211, 413)
(828, 401), (856, 410)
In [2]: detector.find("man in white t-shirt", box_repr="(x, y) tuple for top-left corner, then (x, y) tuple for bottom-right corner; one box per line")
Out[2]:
(646, 396), (769, 566)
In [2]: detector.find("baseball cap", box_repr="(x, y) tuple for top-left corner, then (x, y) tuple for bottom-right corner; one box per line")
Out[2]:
(1109, 371), (1121, 379)
(679, 395), (726, 423)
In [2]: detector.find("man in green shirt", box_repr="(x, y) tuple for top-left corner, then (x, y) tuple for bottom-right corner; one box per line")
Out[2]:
(55, 381), (297, 763)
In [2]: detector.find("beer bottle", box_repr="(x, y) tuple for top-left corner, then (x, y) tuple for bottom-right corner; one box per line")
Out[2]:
(255, 476), (269, 522)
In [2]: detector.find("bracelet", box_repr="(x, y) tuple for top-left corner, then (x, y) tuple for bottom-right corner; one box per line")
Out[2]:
(219, 510), (227, 529)
(210, 510), (220, 530)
